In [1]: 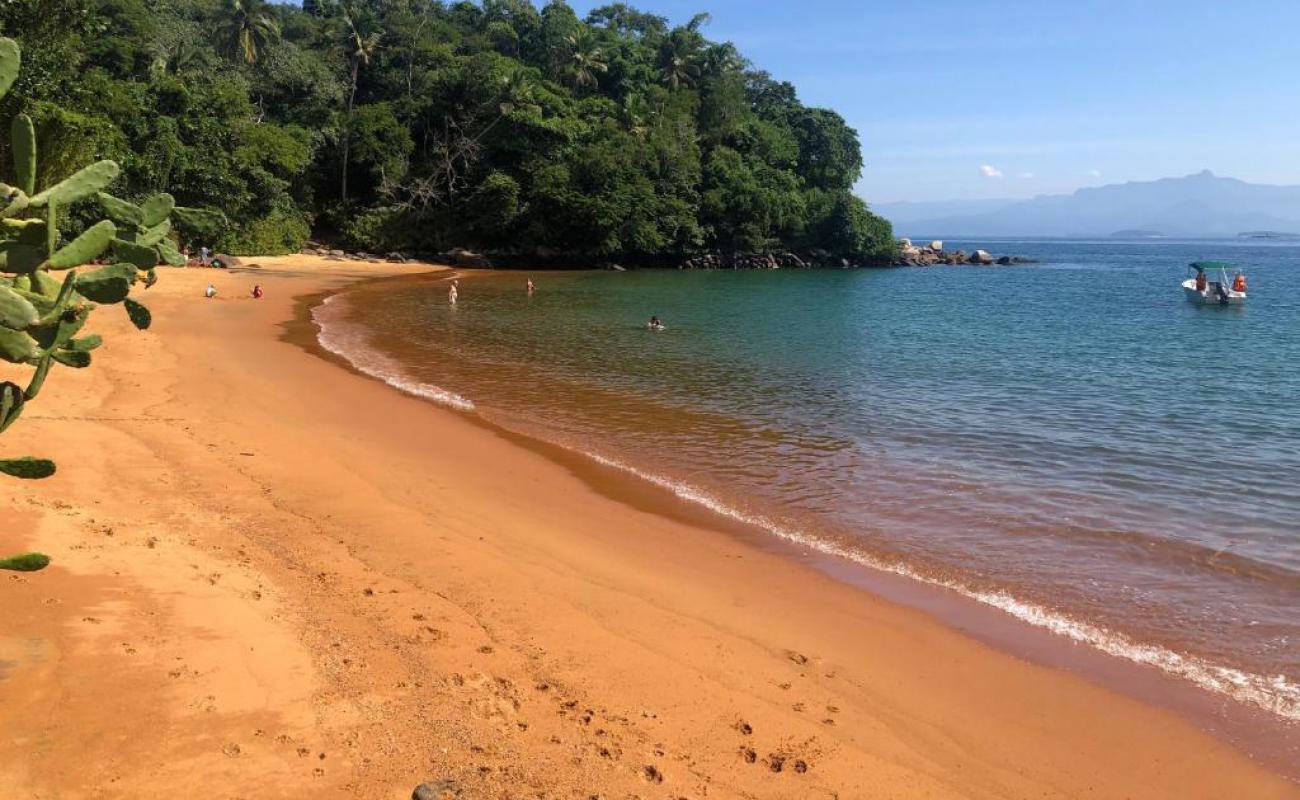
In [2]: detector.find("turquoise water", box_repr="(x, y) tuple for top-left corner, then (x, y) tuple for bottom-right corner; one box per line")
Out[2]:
(317, 239), (1300, 720)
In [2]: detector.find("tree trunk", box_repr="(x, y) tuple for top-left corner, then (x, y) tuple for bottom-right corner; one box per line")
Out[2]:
(341, 59), (358, 203)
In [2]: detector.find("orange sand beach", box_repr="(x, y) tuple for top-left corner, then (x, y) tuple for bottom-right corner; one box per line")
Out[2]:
(1, 255), (1295, 799)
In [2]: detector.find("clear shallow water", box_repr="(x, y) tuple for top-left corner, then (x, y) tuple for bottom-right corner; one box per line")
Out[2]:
(316, 239), (1300, 721)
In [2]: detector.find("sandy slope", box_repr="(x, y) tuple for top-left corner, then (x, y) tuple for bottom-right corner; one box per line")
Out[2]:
(0, 255), (1294, 799)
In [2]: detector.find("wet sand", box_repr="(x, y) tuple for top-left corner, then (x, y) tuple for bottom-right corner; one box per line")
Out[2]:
(0, 255), (1294, 799)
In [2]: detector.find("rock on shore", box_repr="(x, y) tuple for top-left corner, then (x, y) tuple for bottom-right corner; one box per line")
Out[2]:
(894, 239), (1033, 267)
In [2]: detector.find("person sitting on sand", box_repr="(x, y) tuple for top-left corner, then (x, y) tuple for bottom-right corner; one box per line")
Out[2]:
(251, 285), (264, 299)
(204, 284), (217, 299)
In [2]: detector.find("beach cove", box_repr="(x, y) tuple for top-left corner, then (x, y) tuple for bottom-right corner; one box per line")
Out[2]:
(0, 255), (1293, 798)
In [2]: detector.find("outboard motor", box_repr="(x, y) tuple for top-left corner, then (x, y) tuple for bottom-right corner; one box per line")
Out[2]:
(1214, 282), (1230, 305)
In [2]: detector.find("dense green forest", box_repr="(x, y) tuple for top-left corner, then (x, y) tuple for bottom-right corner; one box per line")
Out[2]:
(0, 0), (895, 264)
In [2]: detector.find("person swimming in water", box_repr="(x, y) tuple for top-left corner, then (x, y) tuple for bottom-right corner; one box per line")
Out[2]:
(647, 315), (664, 331)
(449, 280), (459, 305)
(526, 279), (536, 295)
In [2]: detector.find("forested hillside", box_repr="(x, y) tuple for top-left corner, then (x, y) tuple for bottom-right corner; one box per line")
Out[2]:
(0, 0), (894, 264)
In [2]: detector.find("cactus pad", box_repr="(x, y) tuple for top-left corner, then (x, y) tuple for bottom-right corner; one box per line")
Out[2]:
(0, 285), (38, 329)
(111, 237), (161, 270)
(29, 160), (121, 208)
(0, 327), (38, 363)
(75, 263), (136, 304)
(96, 192), (144, 226)
(0, 457), (56, 480)
(0, 552), (51, 571)
(11, 114), (35, 195)
(0, 381), (22, 432)
(51, 348), (91, 368)
(0, 38), (18, 100)
(124, 298), (151, 330)
(0, 242), (45, 273)
(140, 193), (175, 228)
(49, 220), (117, 269)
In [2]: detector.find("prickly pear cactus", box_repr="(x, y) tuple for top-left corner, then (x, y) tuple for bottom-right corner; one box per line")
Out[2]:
(0, 37), (200, 572)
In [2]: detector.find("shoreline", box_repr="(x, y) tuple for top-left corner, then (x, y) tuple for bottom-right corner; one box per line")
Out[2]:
(1, 255), (1295, 798)
(305, 268), (1300, 778)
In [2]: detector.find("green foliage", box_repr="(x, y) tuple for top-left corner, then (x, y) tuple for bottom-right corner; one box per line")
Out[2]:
(0, 0), (890, 263)
(221, 199), (310, 255)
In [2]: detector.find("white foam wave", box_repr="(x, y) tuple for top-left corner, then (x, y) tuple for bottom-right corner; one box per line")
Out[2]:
(312, 294), (475, 412)
(584, 452), (1300, 723)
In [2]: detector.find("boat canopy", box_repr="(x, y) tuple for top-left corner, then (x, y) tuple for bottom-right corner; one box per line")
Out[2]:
(1189, 261), (1235, 272)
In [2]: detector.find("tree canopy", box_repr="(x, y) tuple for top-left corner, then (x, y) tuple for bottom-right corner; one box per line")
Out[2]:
(0, 0), (894, 262)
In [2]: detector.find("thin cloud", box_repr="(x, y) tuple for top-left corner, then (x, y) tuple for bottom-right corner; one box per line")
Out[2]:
(980, 164), (1003, 178)
(1019, 171), (1035, 178)
(1086, 169), (1102, 178)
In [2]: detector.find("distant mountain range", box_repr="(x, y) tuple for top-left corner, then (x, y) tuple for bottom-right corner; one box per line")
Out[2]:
(874, 171), (1300, 238)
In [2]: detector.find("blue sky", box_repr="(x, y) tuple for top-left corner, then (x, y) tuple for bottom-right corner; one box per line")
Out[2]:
(285, 1), (1300, 203)
(569, 0), (1300, 204)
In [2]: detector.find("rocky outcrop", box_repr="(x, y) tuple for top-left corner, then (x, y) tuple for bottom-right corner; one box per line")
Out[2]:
(893, 238), (1033, 267)
(295, 240), (1031, 270)
(443, 248), (492, 268)
(678, 252), (860, 270)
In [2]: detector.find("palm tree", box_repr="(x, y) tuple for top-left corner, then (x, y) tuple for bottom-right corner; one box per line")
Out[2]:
(566, 30), (608, 92)
(657, 31), (701, 91)
(498, 70), (539, 117)
(215, 0), (281, 65)
(620, 93), (653, 138)
(702, 42), (745, 78)
(151, 38), (201, 76)
(339, 6), (382, 203)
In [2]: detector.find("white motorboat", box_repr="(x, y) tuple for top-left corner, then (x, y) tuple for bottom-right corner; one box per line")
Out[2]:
(1184, 261), (1246, 306)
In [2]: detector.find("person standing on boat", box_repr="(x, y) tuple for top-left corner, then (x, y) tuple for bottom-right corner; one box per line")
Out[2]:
(1195, 268), (1208, 292)
(1233, 272), (1247, 293)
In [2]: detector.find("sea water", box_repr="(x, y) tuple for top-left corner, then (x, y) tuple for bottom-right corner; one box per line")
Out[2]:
(316, 239), (1300, 723)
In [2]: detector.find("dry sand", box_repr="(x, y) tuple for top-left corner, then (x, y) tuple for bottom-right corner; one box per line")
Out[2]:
(1, 255), (1295, 799)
